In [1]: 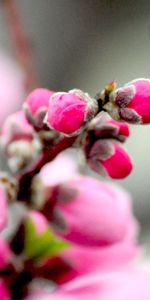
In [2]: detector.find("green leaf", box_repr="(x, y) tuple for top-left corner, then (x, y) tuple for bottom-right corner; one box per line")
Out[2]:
(43, 237), (70, 258)
(24, 218), (69, 262)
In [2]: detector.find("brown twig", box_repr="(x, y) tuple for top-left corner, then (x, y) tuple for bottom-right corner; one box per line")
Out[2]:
(3, 0), (37, 92)
(17, 136), (76, 202)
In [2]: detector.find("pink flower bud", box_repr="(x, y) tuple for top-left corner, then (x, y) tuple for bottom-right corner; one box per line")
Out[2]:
(99, 143), (133, 179)
(87, 112), (130, 141)
(45, 89), (98, 135)
(24, 89), (54, 130)
(0, 111), (33, 151)
(6, 138), (42, 173)
(83, 112), (132, 179)
(109, 119), (130, 138)
(0, 186), (8, 232)
(58, 178), (138, 279)
(86, 139), (133, 179)
(0, 111), (42, 173)
(55, 177), (138, 247)
(110, 79), (150, 124)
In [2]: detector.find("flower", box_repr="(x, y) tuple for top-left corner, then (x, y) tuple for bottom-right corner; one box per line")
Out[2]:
(39, 153), (78, 189)
(45, 89), (98, 135)
(54, 176), (138, 247)
(61, 241), (138, 280)
(84, 112), (133, 179)
(0, 111), (33, 151)
(0, 111), (42, 173)
(109, 79), (150, 124)
(26, 269), (150, 300)
(87, 140), (133, 179)
(24, 88), (54, 130)
(36, 171), (138, 281)
(31, 153), (78, 209)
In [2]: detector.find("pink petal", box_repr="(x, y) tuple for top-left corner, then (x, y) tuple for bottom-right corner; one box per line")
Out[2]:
(100, 143), (133, 179)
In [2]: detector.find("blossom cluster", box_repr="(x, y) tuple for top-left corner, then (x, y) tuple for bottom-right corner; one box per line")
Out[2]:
(0, 78), (150, 299)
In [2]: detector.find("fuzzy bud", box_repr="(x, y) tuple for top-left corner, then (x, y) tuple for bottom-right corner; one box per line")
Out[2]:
(7, 138), (42, 173)
(84, 112), (132, 179)
(24, 88), (54, 130)
(87, 112), (130, 142)
(45, 89), (98, 135)
(0, 111), (33, 151)
(109, 79), (150, 124)
(0, 110), (42, 173)
(87, 140), (133, 179)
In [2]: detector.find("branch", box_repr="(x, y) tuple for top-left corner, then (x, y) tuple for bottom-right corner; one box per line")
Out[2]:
(17, 136), (76, 202)
(3, 0), (37, 92)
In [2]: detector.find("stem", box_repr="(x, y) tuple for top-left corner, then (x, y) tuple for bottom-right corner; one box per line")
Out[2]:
(17, 136), (76, 202)
(3, 0), (37, 92)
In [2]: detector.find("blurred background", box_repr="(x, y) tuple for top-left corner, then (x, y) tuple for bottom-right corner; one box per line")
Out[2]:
(0, 0), (150, 246)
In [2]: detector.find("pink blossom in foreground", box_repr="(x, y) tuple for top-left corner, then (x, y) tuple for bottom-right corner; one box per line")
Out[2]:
(0, 186), (8, 232)
(38, 175), (138, 282)
(56, 176), (138, 247)
(45, 89), (98, 135)
(87, 140), (133, 179)
(39, 153), (78, 189)
(26, 269), (150, 300)
(111, 79), (150, 124)
(61, 241), (138, 280)
(24, 88), (54, 130)
(0, 53), (25, 126)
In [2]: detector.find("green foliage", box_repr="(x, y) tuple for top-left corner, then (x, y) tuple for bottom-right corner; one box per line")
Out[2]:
(24, 218), (69, 262)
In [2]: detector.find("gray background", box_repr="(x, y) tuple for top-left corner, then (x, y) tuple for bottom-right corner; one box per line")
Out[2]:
(0, 0), (150, 231)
